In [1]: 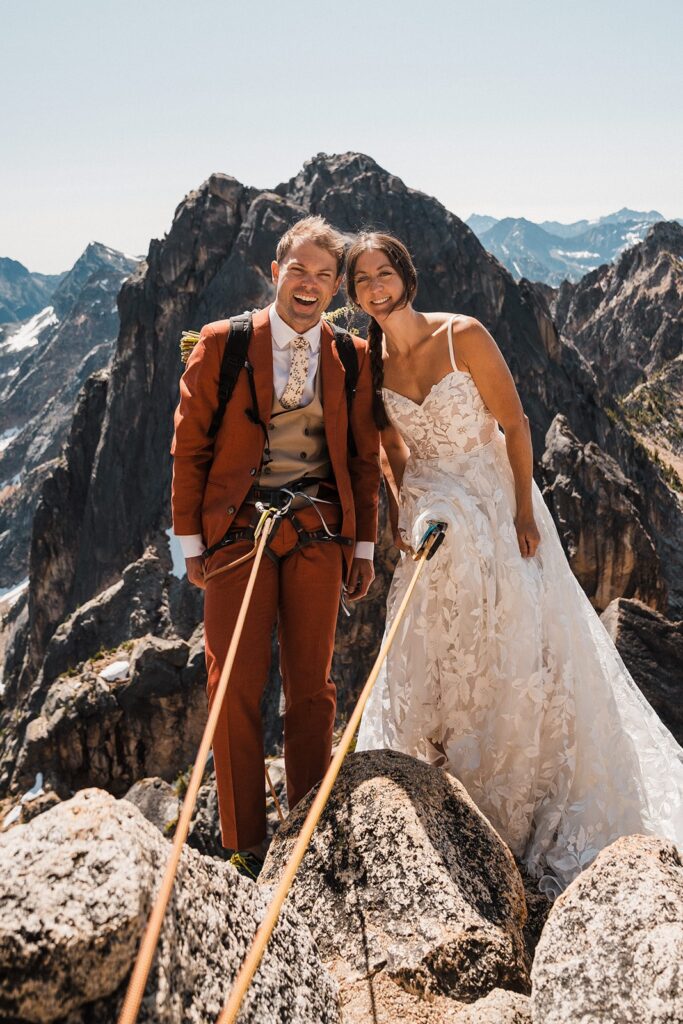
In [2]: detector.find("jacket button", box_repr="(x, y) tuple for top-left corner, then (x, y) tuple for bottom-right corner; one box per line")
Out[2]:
(250, 468), (257, 476)
(300, 452), (307, 459)
(303, 427), (309, 436)
(227, 505), (235, 515)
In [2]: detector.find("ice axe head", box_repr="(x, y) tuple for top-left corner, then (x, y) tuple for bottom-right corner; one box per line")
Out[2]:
(414, 521), (448, 560)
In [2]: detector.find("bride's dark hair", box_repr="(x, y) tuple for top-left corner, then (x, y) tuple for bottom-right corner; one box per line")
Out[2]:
(346, 232), (418, 430)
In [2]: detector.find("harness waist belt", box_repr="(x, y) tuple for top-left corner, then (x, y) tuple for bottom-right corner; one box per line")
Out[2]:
(245, 477), (338, 508)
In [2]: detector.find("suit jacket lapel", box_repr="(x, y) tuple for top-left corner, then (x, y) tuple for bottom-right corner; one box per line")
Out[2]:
(321, 319), (345, 453)
(250, 306), (274, 427)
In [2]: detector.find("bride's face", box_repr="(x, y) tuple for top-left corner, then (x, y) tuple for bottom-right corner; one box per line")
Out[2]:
(352, 248), (404, 320)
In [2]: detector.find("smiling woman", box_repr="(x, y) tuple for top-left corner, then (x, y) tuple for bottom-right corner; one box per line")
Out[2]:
(348, 229), (683, 898)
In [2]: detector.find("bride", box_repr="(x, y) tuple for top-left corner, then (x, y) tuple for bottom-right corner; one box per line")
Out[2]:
(348, 231), (683, 896)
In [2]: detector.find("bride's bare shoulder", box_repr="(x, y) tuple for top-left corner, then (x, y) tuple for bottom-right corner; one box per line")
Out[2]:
(427, 313), (489, 338)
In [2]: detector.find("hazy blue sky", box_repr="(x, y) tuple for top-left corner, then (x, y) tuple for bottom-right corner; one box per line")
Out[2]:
(2, 0), (681, 272)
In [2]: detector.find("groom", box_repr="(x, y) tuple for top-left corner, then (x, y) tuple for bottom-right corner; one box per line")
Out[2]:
(171, 216), (380, 874)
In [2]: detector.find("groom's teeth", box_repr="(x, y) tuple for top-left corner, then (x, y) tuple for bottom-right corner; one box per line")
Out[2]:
(295, 294), (316, 303)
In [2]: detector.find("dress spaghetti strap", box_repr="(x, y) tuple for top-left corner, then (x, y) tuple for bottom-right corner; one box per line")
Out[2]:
(447, 316), (459, 373)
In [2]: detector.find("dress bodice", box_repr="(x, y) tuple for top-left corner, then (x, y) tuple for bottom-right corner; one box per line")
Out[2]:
(383, 317), (499, 460)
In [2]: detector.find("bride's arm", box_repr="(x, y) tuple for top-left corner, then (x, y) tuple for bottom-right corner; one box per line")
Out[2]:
(380, 425), (411, 551)
(453, 318), (540, 558)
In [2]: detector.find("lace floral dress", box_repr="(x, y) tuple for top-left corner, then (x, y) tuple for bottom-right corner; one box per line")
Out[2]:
(356, 316), (683, 896)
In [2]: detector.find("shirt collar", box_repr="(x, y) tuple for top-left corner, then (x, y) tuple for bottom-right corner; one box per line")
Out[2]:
(269, 303), (322, 353)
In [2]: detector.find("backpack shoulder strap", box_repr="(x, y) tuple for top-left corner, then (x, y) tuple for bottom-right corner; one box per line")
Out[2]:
(207, 311), (253, 439)
(330, 324), (359, 411)
(330, 323), (359, 457)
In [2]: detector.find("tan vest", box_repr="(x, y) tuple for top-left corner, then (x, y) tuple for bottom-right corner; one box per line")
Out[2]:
(259, 367), (331, 488)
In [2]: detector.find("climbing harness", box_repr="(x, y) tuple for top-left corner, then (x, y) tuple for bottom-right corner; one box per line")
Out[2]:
(202, 478), (353, 583)
(117, 505), (283, 1024)
(216, 521), (448, 1024)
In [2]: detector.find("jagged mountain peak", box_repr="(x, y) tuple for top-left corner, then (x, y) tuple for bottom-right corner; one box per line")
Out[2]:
(611, 219), (683, 284)
(601, 207), (665, 224)
(642, 218), (683, 252)
(275, 151), (414, 217)
(50, 243), (139, 318)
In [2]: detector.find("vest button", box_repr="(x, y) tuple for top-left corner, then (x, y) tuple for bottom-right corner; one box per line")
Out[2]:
(227, 505), (235, 515)
(263, 467), (272, 475)
(300, 451), (307, 459)
(303, 427), (309, 436)
(250, 468), (257, 476)
(269, 423), (275, 430)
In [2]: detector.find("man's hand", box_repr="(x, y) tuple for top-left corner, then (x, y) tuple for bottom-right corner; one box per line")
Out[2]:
(186, 555), (206, 589)
(345, 557), (375, 601)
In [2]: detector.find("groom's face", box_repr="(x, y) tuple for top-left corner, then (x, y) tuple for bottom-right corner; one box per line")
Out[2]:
(272, 238), (341, 333)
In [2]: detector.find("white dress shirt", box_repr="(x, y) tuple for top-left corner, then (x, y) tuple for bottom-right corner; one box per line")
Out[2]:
(270, 303), (321, 405)
(176, 305), (374, 562)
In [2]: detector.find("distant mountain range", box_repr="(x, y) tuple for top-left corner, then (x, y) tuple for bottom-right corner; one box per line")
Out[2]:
(466, 208), (683, 285)
(0, 259), (65, 324)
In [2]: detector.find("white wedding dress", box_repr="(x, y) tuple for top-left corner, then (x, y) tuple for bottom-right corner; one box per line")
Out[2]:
(357, 317), (683, 896)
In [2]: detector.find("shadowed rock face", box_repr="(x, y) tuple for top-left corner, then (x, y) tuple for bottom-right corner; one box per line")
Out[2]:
(13, 632), (207, 797)
(261, 749), (530, 1012)
(541, 415), (665, 611)
(601, 597), (683, 744)
(0, 788), (340, 1023)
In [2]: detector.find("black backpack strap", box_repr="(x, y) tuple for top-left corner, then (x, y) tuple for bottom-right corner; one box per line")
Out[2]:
(330, 324), (359, 457)
(207, 312), (253, 439)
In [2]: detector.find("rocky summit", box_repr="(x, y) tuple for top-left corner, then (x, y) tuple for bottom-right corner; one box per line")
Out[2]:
(0, 152), (681, 1021)
(1, 755), (681, 1023)
(261, 750), (531, 1019)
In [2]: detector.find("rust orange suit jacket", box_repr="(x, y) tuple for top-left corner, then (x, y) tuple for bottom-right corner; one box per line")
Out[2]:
(171, 306), (381, 574)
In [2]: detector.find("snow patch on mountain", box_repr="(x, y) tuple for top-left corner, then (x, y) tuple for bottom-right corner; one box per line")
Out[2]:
(0, 428), (20, 453)
(2, 306), (58, 353)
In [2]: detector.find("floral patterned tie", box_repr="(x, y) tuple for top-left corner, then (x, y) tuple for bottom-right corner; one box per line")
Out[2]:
(279, 335), (309, 409)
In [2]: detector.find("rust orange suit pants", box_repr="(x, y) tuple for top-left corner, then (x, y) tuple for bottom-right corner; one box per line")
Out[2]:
(203, 501), (343, 850)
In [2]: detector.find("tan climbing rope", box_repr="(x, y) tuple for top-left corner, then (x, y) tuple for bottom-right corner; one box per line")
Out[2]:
(265, 764), (285, 824)
(117, 508), (278, 1024)
(216, 522), (447, 1024)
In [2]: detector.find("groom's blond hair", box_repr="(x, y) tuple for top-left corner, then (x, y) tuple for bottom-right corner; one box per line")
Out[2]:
(276, 216), (345, 276)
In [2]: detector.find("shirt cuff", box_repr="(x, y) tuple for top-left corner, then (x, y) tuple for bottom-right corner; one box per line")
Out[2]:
(354, 541), (375, 560)
(176, 533), (206, 558)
